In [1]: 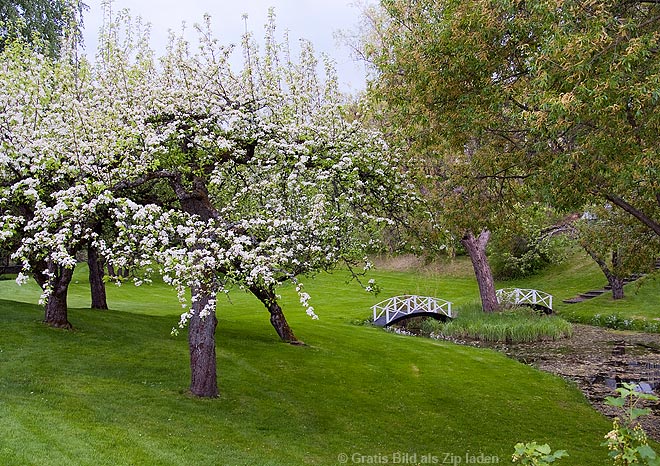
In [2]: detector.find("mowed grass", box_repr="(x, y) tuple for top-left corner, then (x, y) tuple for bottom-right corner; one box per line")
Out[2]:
(0, 264), (614, 465)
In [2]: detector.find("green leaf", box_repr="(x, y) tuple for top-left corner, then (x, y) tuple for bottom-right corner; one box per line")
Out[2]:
(631, 407), (651, 420)
(637, 392), (659, 402)
(605, 395), (626, 408)
(535, 444), (551, 454)
(637, 444), (657, 460)
(513, 442), (527, 455)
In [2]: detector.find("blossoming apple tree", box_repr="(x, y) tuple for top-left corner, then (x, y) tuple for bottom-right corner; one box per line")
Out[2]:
(90, 10), (413, 397)
(0, 35), (116, 329)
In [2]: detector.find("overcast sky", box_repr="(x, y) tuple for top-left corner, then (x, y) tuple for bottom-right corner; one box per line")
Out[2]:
(81, 0), (369, 93)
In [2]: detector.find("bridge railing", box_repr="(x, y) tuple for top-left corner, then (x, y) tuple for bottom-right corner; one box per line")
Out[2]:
(372, 295), (453, 325)
(496, 288), (553, 310)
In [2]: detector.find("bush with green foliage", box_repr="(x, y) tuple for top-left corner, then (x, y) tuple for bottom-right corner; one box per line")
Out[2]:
(489, 204), (569, 280)
(562, 311), (660, 334)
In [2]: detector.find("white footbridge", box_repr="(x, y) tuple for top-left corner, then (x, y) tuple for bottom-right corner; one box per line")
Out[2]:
(372, 295), (453, 327)
(496, 288), (553, 313)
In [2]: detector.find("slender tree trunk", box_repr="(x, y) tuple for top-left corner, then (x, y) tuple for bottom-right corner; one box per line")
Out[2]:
(88, 245), (108, 310)
(583, 247), (626, 300)
(188, 286), (219, 398)
(610, 250), (625, 300)
(461, 229), (499, 312)
(36, 264), (74, 329)
(249, 284), (300, 344)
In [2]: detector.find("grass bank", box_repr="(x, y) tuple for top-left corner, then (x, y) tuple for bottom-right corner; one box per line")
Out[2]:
(0, 266), (613, 465)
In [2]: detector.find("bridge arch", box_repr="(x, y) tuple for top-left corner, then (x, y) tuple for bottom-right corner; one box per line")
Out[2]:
(372, 295), (453, 327)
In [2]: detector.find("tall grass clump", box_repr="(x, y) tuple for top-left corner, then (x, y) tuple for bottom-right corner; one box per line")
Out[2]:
(418, 303), (573, 343)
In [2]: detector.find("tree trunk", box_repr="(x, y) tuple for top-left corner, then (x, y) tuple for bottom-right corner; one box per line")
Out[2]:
(610, 250), (625, 300)
(610, 276), (625, 300)
(88, 245), (108, 310)
(249, 284), (300, 344)
(42, 265), (74, 329)
(461, 229), (499, 312)
(170, 180), (222, 398)
(188, 287), (219, 398)
(584, 247), (626, 300)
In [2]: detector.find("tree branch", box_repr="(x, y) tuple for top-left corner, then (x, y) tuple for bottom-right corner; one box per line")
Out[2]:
(111, 170), (180, 192)
(605, 194), (660, 237)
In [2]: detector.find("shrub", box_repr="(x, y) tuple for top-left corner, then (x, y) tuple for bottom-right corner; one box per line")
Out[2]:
(563, 311), (660, 334)
(489, 204), (570, 280)
(512, 442), (568, 465)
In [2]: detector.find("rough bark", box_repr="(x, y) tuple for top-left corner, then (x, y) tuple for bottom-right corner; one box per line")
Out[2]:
(610, 277), (625, 300)
(188, 287), (219, 398)
(34, 263), (74, 329)
(87, 245), (108, 310)
(177, 180), (221, 398)
(609, 250), (625, 300)
(249, 284), (300, 344)
(461, 229), (500, 312)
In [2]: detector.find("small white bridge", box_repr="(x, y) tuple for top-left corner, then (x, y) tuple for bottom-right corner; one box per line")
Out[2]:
(496, 288), (553, 313)
(372, 295), (453, 327)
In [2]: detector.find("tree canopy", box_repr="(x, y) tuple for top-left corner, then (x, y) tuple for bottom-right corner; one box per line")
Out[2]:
(360, 0), (541, 311)
(0, 0), (86, 57)
(523, 0), (660, 236)
(360, 0), (660, 309)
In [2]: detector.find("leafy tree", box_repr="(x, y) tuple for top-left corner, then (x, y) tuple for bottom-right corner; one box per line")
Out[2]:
(573, 206), (660, 299)
(0, 0), (86, 57)
(520, 0), (660, 238)
(359, 0), (540, 311)
(359, 0), (660, 310)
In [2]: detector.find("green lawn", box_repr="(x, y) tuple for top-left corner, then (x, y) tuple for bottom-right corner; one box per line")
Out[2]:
(0, 261), (627, 465)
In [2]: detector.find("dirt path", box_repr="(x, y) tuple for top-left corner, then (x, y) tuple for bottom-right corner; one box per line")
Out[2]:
(478, 324), (660, 441)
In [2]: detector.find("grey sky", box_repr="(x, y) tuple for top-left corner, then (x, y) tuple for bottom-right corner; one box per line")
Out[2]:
(81, 1), (369, 93)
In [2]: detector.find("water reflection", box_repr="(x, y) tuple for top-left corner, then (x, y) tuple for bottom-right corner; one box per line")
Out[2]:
(591, 341), (660, 395)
